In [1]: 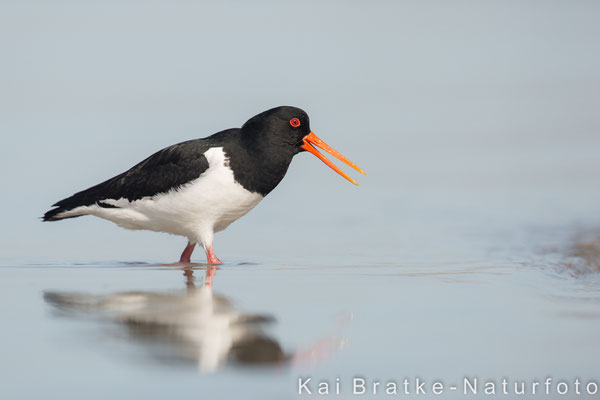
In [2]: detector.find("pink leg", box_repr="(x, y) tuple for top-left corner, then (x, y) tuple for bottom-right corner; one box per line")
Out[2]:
(179, 241), (196, 263)
(204, 245), (223, 265)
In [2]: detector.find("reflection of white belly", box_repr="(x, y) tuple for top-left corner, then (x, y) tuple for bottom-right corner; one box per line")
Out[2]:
(68, 147), (263, 243)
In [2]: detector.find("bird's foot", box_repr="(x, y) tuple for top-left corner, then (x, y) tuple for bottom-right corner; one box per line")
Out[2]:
(179, 241), (197, 263)
(205, 246), (223, 265)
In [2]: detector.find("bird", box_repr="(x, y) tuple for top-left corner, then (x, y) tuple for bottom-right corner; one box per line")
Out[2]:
(43, 106), (365, 264)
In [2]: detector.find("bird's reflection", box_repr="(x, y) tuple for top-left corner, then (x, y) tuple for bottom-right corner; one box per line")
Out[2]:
(44, 266), (348, 372)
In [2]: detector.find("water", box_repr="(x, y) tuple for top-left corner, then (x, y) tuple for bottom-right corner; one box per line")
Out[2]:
(2, 1), (600, 399)
(2, 223), (600, 399)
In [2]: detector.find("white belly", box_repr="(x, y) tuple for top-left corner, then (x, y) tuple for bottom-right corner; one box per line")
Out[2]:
(73, 147), (263, 246)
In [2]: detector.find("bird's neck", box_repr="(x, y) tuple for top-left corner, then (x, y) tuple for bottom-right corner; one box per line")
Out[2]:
(223, 138), (294, 196)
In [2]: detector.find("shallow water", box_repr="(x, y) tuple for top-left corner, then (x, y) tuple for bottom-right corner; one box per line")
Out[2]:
(2, 229), (600, 399)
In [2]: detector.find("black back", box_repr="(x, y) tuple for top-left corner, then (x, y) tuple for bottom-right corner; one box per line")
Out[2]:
(42, 132), (228, 221)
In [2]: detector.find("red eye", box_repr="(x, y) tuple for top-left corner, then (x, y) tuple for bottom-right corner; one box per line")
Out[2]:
(289, 118), (301, 128)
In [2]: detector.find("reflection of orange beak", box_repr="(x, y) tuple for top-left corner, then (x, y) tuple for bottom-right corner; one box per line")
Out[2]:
(301, 131), (366, 185)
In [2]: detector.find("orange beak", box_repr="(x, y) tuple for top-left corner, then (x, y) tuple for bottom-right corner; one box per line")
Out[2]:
(301, 131), (366, 185)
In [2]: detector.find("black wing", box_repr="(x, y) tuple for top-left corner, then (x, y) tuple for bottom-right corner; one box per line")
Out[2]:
(42, 134), (227, 221)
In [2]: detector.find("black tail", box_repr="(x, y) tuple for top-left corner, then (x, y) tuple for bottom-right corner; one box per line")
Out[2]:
(42, 192), (93, 222)
(42, 206), (79, 222)
(42, 202), (85, 222)
(42, 187), (121, 221)
(42, 207), (62, 222)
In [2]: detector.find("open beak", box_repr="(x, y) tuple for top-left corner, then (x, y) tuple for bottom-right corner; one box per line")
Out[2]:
(301, 131), (366, 185)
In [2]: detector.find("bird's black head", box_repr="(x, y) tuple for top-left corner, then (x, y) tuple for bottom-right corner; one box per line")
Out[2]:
(241, 105), (365, 185)
(241, 106), (311, 154)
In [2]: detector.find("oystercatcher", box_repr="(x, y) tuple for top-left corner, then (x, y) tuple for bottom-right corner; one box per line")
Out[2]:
(43, 106), (365, 264)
